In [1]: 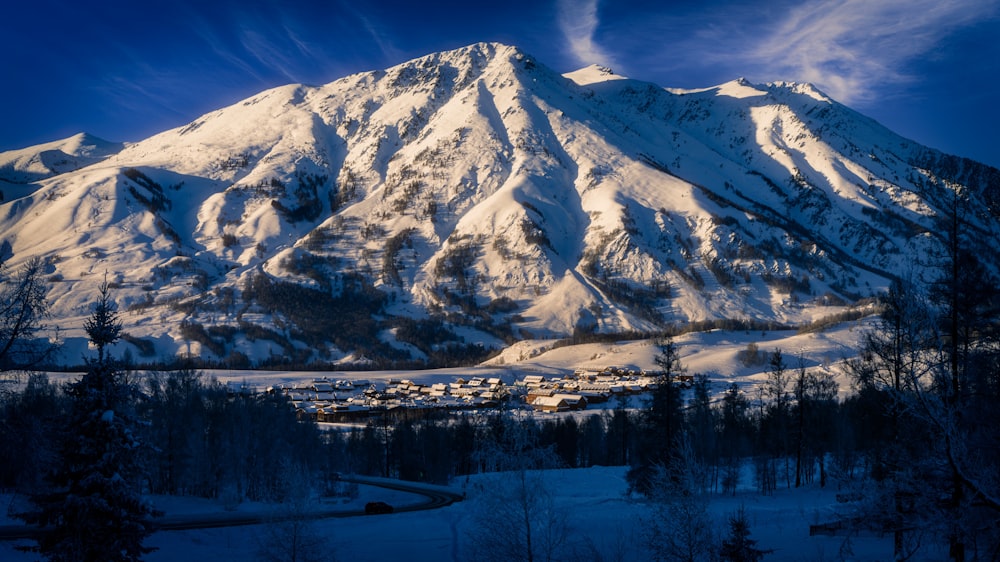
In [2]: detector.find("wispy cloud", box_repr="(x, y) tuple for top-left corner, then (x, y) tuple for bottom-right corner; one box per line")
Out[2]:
(184, 11), (269, 83)
(746, 0), (999, 104)
(355, 13), (405, 65)
(93, 63), (203, 123)
(557, 0), (619, 69)
(239, 27), (304, 83)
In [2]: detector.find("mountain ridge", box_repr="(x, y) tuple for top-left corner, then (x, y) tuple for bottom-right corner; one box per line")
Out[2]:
(3, 42), (998, 367)
(0, 132), (124, 185)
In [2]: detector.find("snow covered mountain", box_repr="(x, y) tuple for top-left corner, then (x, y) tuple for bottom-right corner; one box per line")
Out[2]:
(2, 42), (998, 366)
(0, 132), (124, 184)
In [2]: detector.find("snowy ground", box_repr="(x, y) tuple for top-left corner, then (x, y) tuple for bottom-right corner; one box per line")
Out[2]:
(151, 323), (865, 399)
(21, 324), (866, 410)
(1, 466), (912, 561)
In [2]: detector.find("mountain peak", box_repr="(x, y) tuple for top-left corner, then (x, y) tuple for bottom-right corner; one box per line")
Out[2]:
(2, 43), (998, 367)
(0, 132), (123, 183)
(714, 77), (768, 98)
(60, 132), (123, 158)
(767, 80), (832, 102)
(564, 64), (628, 86)
(384, 41), (526, 73)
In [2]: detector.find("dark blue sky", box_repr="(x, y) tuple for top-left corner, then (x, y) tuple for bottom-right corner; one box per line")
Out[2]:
(3, 0), (999, 168)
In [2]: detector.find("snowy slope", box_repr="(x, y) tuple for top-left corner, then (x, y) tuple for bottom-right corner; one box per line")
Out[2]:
(1, 42), (998, 366)
(0, 132), (123, 185)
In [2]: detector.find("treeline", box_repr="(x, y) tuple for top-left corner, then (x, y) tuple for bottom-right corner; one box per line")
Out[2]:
(0, 359), (845, 499)
(0, 371), (325, 504)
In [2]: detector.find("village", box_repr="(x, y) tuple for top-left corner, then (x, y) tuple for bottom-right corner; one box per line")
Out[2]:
(268, 366), (695, 423)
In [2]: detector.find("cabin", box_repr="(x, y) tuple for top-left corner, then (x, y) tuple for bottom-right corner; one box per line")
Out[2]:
(526, 388), (555, 403)
(532, 396), (571, 412)
(311, 381), (334, 393)
(578, 391), (609, 404)
(532, 393), (588, 412)
(521, 375), (546, 387)
(552, 393), (588, 410)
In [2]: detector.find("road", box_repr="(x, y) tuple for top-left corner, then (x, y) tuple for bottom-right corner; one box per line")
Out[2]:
(0, 475), (464, 540)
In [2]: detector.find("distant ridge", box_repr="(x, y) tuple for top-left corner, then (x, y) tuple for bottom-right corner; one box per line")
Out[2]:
(0, 132), (124, 183)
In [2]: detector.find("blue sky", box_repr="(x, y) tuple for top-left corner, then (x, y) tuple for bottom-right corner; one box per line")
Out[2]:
(3, 0), (999, 168)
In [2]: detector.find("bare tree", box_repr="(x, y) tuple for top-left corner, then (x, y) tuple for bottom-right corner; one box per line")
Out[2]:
(255, 472), (332, 562)
(848, 276), (1000, 560)
(792, 361), (838, 488)
(0, 257), (58, 376)
(467, 411), (568, 562)
(645, 436), (717, 562)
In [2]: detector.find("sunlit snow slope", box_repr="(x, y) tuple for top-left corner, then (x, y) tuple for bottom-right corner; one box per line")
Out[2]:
(1, 43), (998, 365)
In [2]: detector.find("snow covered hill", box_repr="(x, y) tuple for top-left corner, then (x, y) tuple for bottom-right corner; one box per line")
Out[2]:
(0, 132), (124, 185)
(2, 42), (998, 366)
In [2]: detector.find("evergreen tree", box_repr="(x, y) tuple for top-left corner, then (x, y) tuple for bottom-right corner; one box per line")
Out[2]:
(628, 337), (685, 495)
(17, 280), (158, 561)
(0, 373), (62, 490)
(687, 374), (717, 483)
(760, 349), (792, 489)
(719, 383), (751, 495)
(84, 276), (123, 365)
(719, 506), (769, 562)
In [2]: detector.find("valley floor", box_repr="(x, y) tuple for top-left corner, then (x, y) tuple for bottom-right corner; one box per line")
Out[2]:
(1, 466), (943, 561)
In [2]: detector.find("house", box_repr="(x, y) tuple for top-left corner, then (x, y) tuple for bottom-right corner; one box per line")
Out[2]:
(526, 388), (555, 403)
(313, 391), (337, 402)
(316, 404), (370, 423)
(552, 393), (588, 410)
(293, 401), (319, 421)
(578, 382), (609, 393)
(451, 386), (479, 397)
(311, 381), (334, 393)
(578, 391), (609, 404)
(532, 396), (570, 412)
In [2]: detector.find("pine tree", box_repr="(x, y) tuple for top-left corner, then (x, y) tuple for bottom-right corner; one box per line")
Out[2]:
(627, 336), (685, 495)
(17, 280), (157, 561)
(83, 275), (122, 365)
(719, 506), (769, 562)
